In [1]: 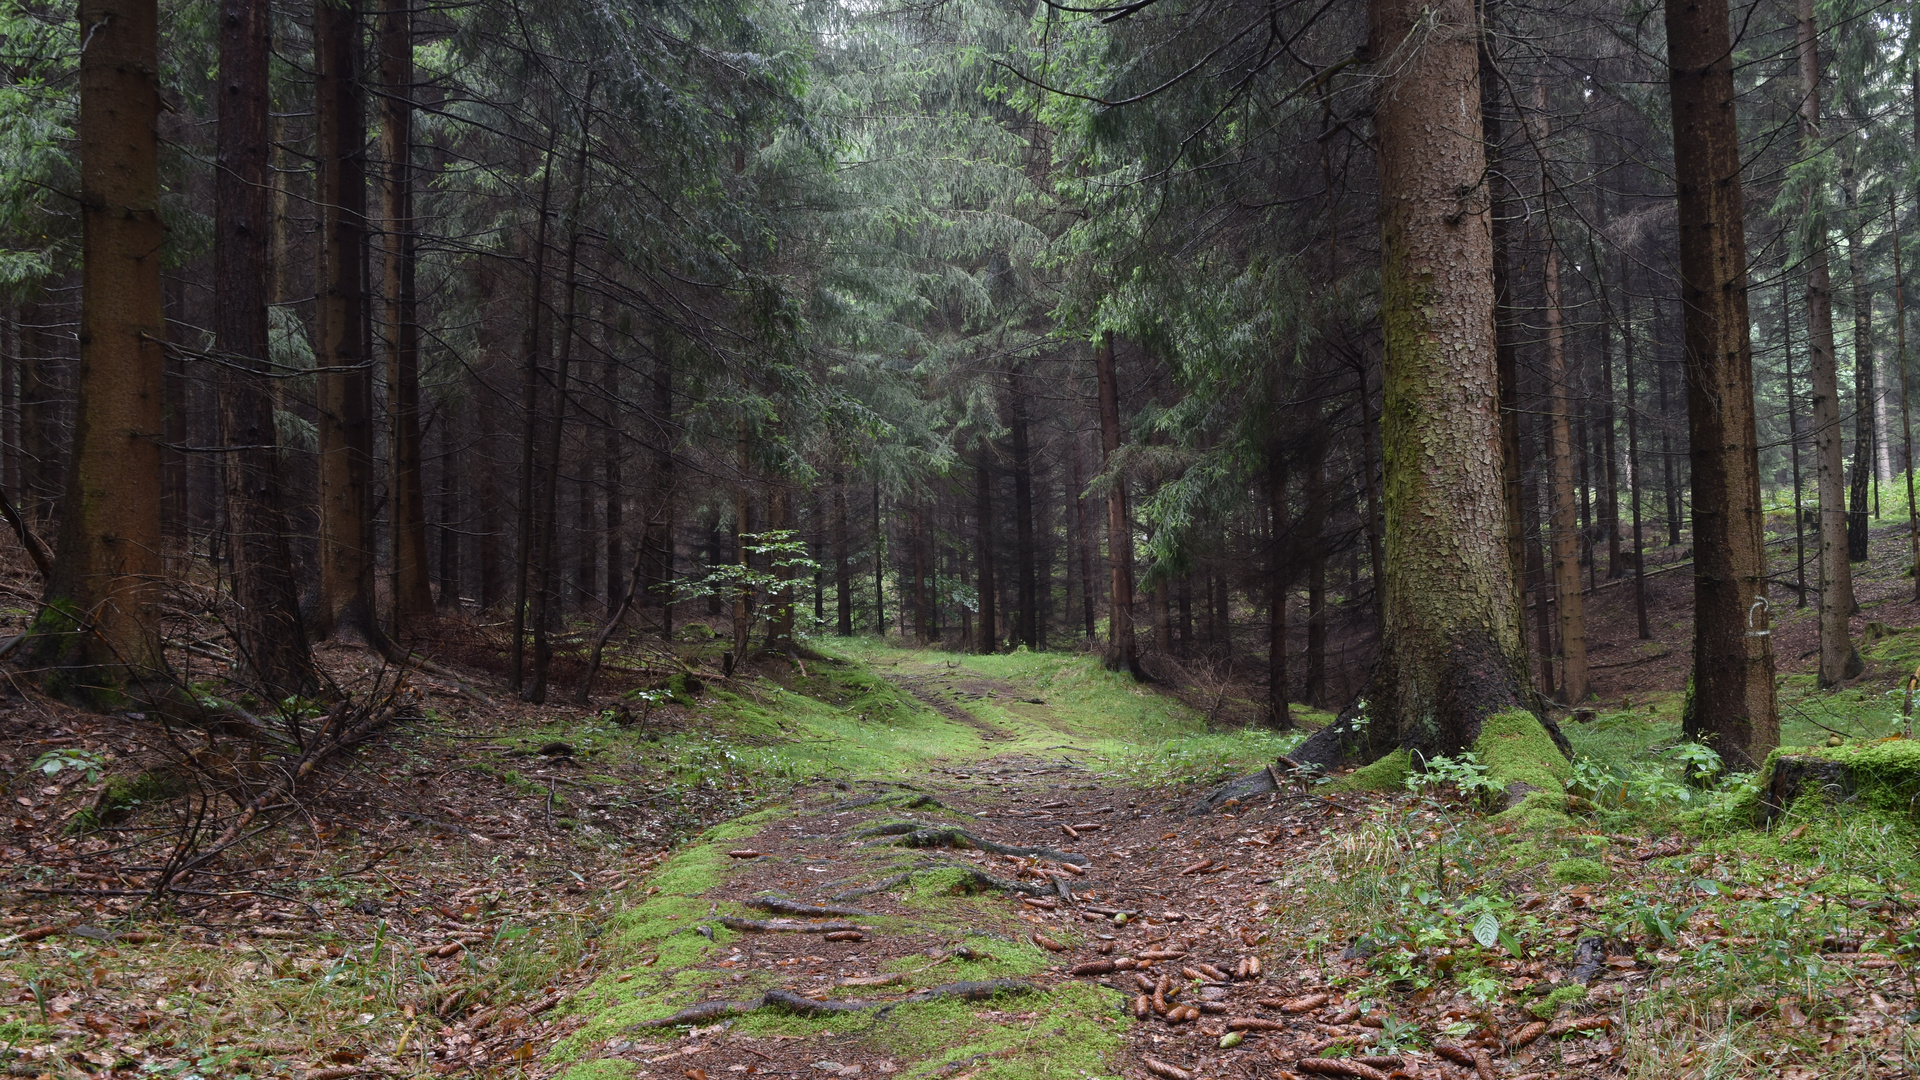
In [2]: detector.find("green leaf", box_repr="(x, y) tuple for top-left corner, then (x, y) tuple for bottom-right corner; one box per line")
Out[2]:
(1472, 911), (1500, 949)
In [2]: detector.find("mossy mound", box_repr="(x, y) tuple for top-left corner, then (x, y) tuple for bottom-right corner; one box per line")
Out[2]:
(1548, 857), (1608, 884)
(1759, 738), (1920, 823)
(1474, 709), (1571, 794)
(1326, 748), (1412, 791)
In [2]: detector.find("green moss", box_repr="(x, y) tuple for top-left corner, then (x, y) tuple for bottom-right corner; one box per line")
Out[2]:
(1473, 709), (1571, 794)
(1529, 983), (1587, 1019)
(69, 768), (186, 831)
(1327, 748), (1412, 791)
(551, 1059), (636, 1080)
(1491, 790), (1572, 832)
(1548, 858), (1609, 884)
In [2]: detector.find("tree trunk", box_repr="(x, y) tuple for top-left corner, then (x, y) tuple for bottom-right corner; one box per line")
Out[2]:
(1009, 367), (1036, 648)
(1304, 429), (1328, 707)
(526, 120), (591, 704)
(912, 496), (929, 643)
(1844, 161), (1875, 562)
(1601, 302), (1624, 580)
(1622, 253), (1653, 638)
(1658, 354), (1681, 545)
(1785, 273), (1807, 606)
(381, 0), (432, 624)
(26, 0), (167, 697)
(603, 354), (623, 611)
(1073, 429), (1097, 639)
(1799, 0), (1863, 686)
(834, 470), (852, 635)
(1267, 436), (1290, 730)
(1095, 335), (1142, 678)
(975, 453), (996, 653)
(1894, 196), (1918, 603)
(509, 139), (558, 689)
(1361, 0), (1537, 758)
(872, 482), (885, 635)
(767, 486), (794, 652)
(647, 348), (676, 636)
(1543, 224), (1588, 705)
(215, 0), (316, 697)
(1666, 0), (1780, 767)
(312, 0), (377, 644)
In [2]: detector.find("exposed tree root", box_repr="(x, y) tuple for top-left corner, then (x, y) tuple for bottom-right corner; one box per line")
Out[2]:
(828, 871), (917, 902)
(827, 791), (943, 812)
(717, 917), (866, 934)
(745, 898), (881, 918)
(855, 821), (1090, 866)
(637, 980), (1038, 1028)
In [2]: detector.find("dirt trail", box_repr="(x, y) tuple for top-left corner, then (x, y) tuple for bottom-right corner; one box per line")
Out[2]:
(531, 672), (1621, 1080)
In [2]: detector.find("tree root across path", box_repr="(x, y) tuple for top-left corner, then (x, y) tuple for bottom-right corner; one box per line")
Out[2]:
(828, 859), (1062, 900)
(717, 917), (867, 934)
(744, 897), (882, 918)
(637, 980), (1038, 1028)
(855, 821), (1090, 866)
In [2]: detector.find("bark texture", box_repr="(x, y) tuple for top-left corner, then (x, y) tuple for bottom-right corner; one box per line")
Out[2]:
(1366, 0), (1534, 757)
(1667, 0), (1780, 767)
(27, 0), (168, 699)
(381, 0), (433, 622)
(1797, 0), (1863, 687)
(313, 0), (377, 642)
(1095, 336), (1142, 678)
(215, 0), (316, 696)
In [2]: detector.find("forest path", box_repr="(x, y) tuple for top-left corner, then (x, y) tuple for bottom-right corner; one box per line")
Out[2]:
(531, 669), (1608, 1080)
(533, 729), (1364, 1080)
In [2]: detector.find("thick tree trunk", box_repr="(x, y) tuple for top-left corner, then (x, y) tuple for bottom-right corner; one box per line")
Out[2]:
(1798, 0), (1863, 686)
(1844, 162), (1875, 562)
(1363, 0), (1535, 758)
(1095, 336), (1142, 678)
(312, 0), (378, 644)
(1666, 0), (1780, 767)
(215, 0), (317, 697)
(26, 0), (167, 697)
(975, 453), (996, 653)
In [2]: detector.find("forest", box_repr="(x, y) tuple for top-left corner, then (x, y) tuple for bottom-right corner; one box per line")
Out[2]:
(6, 0), (1920, 1073)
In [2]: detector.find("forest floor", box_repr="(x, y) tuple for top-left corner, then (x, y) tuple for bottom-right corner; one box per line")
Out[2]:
(8, 543), (1920, 1080)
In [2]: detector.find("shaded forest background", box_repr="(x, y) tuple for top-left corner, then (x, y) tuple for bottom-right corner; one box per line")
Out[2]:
(3, 0), (1920, 724)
